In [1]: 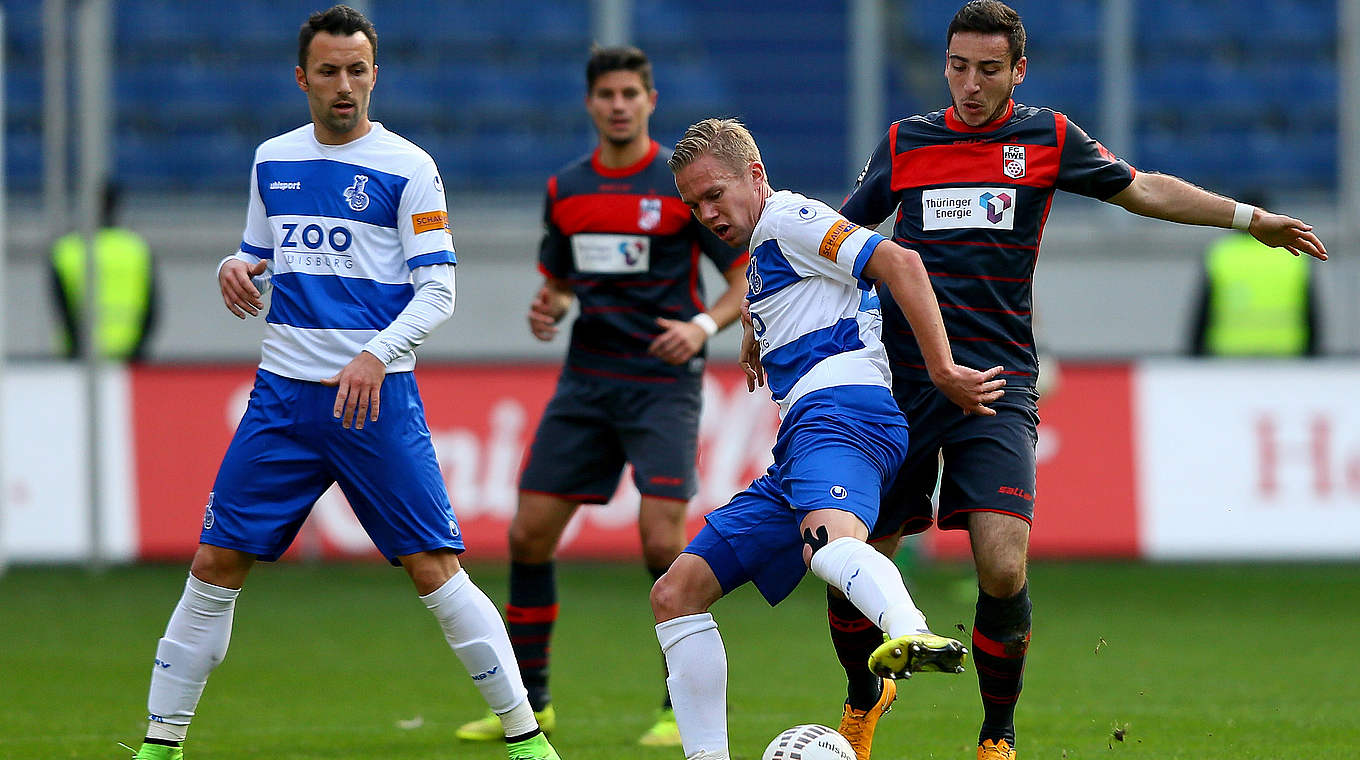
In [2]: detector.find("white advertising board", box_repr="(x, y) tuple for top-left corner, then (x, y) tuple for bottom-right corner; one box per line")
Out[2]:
(1136, 361), (1360, 559)
(1, 365), (135, 562)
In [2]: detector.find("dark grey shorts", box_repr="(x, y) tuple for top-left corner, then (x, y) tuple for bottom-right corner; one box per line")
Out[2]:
(518, 370), (701, 503)
(873, 381), (1039, 539)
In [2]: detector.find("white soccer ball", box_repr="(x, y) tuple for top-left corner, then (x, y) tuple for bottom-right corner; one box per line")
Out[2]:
(761, 723), (857, 760)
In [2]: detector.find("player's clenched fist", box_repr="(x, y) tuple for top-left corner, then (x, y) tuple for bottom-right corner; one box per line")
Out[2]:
(219, 258), (268, 319)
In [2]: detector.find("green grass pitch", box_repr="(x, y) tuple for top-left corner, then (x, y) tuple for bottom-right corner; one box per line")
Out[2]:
(2, 559), (1357, 759)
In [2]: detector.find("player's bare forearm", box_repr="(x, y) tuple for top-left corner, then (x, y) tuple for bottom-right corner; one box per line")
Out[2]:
(1108, 173), (1328, 260)
(706, 264), (751, 331)
(864, 241), (1004, 415)
(863, 242), (953, 373)
(739, 299), (764, 392)
(649, 265), (749, 364)
(528, 276), (573, 341)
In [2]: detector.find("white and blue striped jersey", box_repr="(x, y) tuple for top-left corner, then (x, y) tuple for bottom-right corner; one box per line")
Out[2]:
(238, 122), (456, 381)
(747, 190), (891, 417)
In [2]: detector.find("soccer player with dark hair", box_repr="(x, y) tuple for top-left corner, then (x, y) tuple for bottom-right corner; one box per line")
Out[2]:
(830, 3), (1327, 759)
(127, 6), (560, 760)
(454, 46), (749, 748)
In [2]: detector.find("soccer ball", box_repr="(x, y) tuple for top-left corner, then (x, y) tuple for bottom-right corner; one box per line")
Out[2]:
(761, 724), (857, 760)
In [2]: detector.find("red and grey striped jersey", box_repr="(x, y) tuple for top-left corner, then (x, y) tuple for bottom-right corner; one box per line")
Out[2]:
(539, 140), (748, 382)
(840, 101), (1135, 386)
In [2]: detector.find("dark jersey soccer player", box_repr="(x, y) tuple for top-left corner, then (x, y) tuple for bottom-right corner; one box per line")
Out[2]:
(455, 47), (748, 748)
(829, 3), (1327, 760)
(129, 7), (562, 760)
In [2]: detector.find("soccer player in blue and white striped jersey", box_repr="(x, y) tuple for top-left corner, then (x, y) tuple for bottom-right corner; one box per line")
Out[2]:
(648, 118), (1005, 760)
(129, 7), (560, 760)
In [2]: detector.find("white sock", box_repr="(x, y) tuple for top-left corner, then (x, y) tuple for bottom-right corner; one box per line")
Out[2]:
(145, 574), (240, 741)
(421, 570), (532, 736)
(810, 537), (930, 638)
(656, 613), (730, 760)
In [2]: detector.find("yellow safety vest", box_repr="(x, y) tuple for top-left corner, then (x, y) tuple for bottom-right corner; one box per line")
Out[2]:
(51, 228), (154, 359)
(1202, 233), (1311, 356)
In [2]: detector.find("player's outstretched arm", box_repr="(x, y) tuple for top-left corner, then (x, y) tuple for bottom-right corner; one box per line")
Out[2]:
(1106, 172), (1328, 260)
(528, 276), (573, 341)
(650, 263), (748, 365)
(861, 240), (1005, 416)
(218, 257), (268, 318)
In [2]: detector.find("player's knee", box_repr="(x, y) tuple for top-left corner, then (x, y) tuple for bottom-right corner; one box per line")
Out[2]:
(506, 522), (556, 563)
(802, 524), (831, 559)
(978, 561), (1027, 599)
(639, 535), (684, 570)
(649, 568), (705, 622)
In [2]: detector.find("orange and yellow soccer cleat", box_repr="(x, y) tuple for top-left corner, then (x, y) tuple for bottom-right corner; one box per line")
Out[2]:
(837, 677), (897, 760)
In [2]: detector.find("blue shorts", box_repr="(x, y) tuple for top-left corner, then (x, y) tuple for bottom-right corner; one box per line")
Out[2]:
(685, 385), (908, 606)
(519, 370), (701, 503)
(202, 369), (463, 564)
(875, 381), (1040, 538)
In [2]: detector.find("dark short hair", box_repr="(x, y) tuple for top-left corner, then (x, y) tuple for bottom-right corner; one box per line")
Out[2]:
(298, 5), (377, 69)
(586, 45), (653, 92)
(947, 0), (1026, 66)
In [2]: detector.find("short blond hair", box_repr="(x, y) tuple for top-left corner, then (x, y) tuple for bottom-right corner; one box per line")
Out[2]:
(669, 117), (763, 175)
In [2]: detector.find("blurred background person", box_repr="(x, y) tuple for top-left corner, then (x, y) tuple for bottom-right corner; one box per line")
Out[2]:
(1188, 192), (1322, 357)
(49, 182), (158, 361)
(454, 45), (748, 749)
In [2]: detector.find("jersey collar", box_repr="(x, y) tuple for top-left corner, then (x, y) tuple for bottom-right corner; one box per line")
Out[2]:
(592, 139), (660, 178)
(944, 100), (1015, 133)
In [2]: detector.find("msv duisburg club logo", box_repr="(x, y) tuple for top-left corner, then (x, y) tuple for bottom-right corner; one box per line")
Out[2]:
(343, 174), (370, 212)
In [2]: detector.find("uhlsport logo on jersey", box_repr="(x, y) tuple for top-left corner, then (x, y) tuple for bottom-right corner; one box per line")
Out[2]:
(638, 197), (662, 231)
(343, 174), (370, 212)
(746, 256), (763, 295)
(920, 187), (1017, 230)
(830, 485), (849, 500)
(1003, 144), (1026, 179)
(203, 491), (215, 530)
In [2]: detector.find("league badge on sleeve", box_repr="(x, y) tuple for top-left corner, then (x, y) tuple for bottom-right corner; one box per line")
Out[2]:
(1002, 145), (1026, 179)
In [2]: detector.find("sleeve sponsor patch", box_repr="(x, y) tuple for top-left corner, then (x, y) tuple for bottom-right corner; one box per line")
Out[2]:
(412, 210), (448, 234)
(818, 220), (861, 262)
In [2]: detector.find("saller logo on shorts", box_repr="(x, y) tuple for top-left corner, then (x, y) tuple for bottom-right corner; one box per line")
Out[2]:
(411, 210), (448, 234)
(819, 220), (861, 262)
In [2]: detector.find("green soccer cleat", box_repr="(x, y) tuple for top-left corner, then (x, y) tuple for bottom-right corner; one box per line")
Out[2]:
(126, 742), (184, 760)
(506, 732), (561, 760)
(456, 704), (557, 741)
(637, 706), (682, 747)
(868, 633), (968, 679)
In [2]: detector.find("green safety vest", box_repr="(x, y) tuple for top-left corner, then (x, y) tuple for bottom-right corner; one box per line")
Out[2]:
(1202, 233), (1311, 356)
(51, 228), (153, 359)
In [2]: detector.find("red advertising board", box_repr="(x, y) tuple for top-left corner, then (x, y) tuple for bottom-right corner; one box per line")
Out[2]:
(131, 364), (782, 561)
(924, 363), (1140, 559)
(131, 362), (1137, 562)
